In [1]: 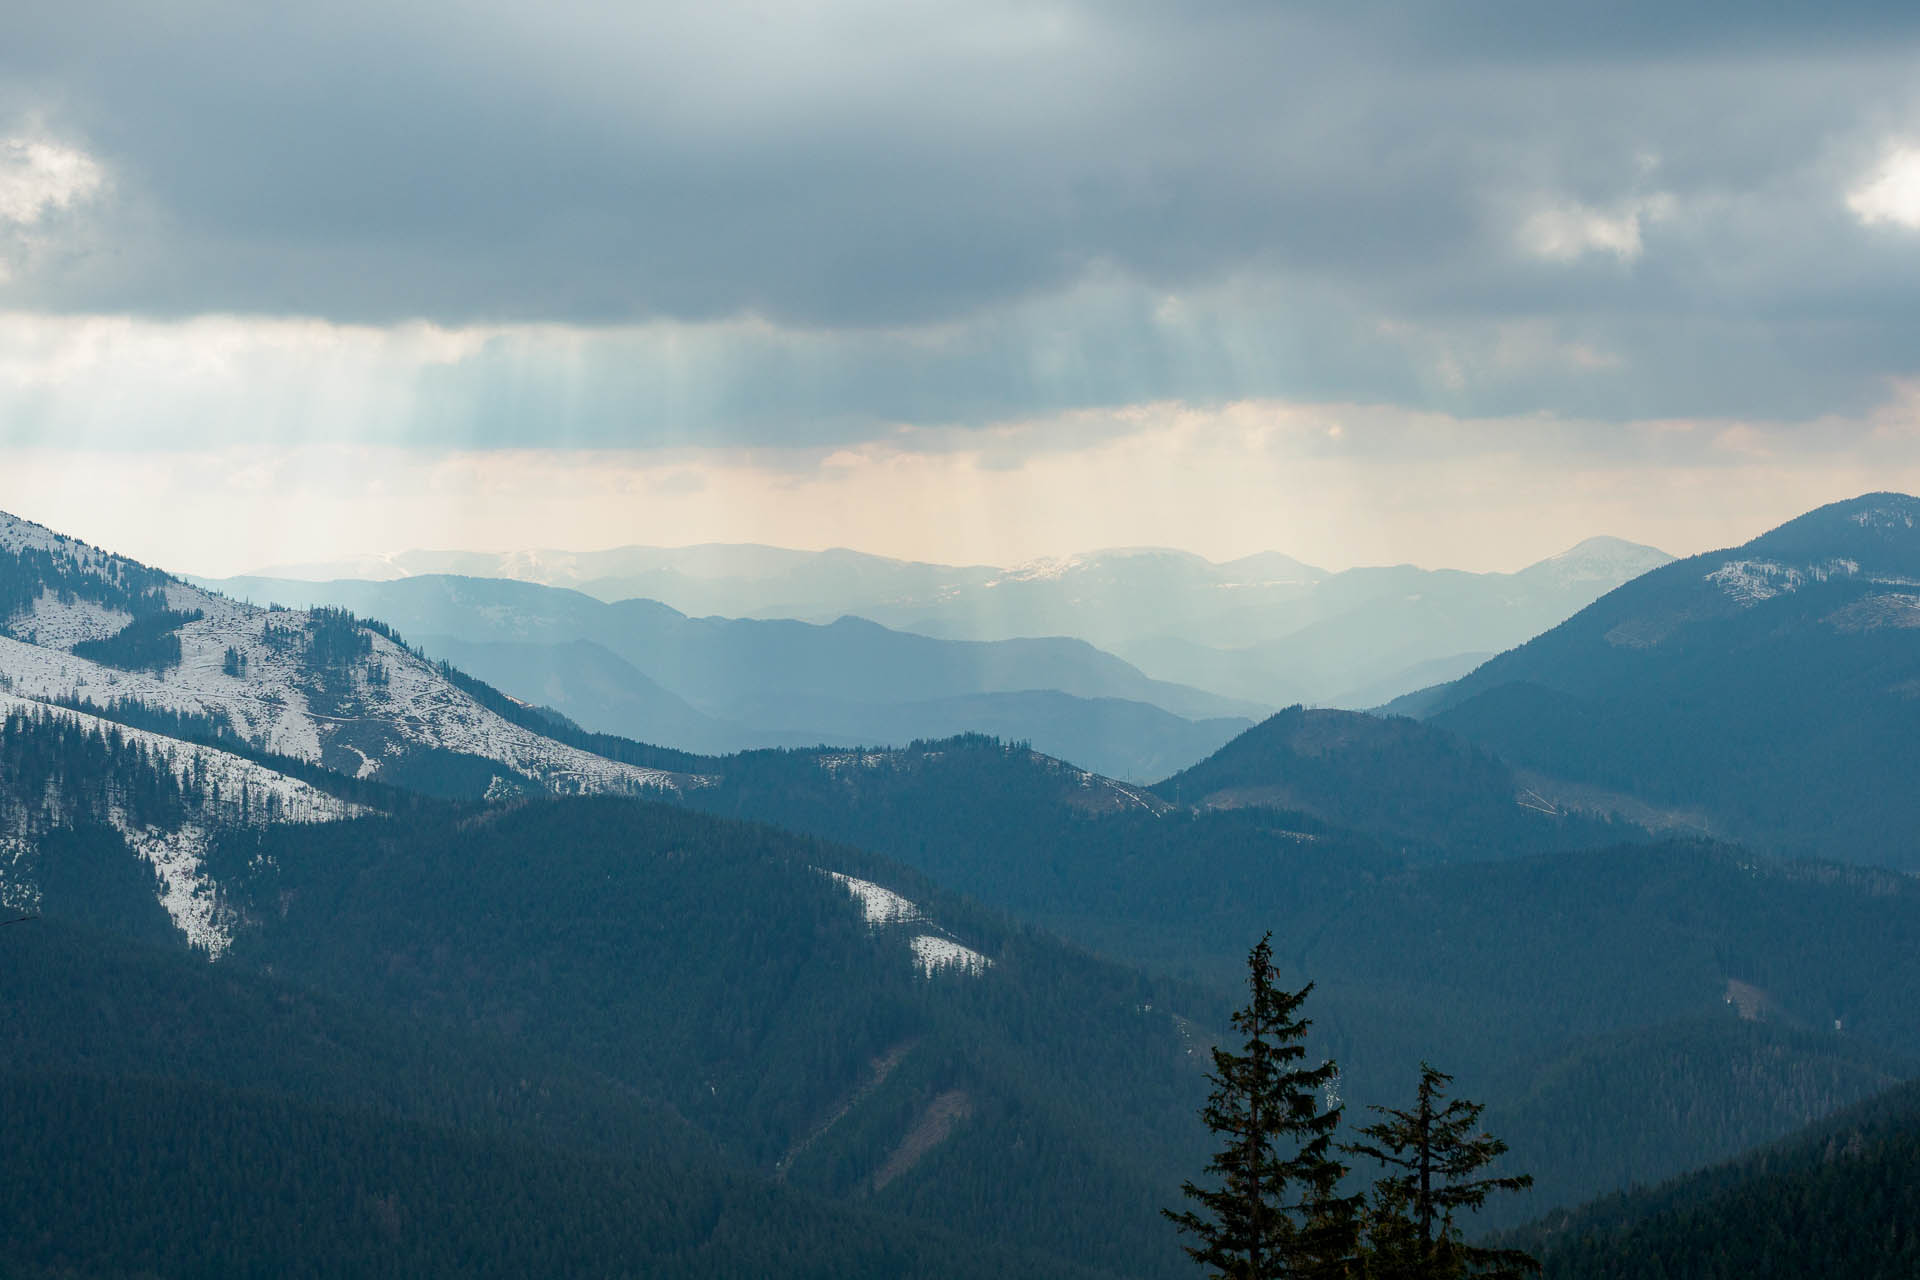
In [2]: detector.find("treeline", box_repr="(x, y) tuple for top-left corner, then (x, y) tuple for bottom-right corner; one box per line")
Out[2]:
(0, 543), (173, 628)
(0, 706), (196, 833)
(43, 693), (441, 815)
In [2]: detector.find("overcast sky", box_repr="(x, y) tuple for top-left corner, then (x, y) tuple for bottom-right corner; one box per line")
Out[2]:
(5, 0), (1920, 574)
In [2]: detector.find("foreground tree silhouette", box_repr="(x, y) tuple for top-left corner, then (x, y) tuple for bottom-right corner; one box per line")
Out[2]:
(1165, 933), (1356, 1279)
(1345, 1064), (1538, 1279)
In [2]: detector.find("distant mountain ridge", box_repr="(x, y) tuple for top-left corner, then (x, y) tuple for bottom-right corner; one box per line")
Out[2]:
(196, 572), (1260, 778)
(236, 535), (1674, 710)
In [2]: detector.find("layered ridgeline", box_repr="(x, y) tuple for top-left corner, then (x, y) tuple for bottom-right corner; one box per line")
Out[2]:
(1388, 493), (1920, 865)
(233, 535), (1673, 712)
(7, 501), (1920, 1267)
(194, 571), (1260, 779)
(1513, 1075), (1920, 1279)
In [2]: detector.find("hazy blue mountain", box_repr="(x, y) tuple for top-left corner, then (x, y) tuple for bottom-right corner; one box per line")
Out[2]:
(199, 572), (1260, 776)
(1385, 492), (1920, 866)
(419, 635), (744, 753)
(1116, 538), (1675, 707)
(238, 536), (1669, 708)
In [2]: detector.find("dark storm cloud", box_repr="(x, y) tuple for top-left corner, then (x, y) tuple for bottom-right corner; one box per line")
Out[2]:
(6, 0), (1920, 438)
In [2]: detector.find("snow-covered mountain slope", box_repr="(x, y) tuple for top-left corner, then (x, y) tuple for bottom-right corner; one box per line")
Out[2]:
(1, 511), (705, 797)
(0, 693), (367, 956)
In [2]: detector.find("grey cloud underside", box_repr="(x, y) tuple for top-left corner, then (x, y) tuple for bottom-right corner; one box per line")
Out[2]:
(8, 1), (1920, 433)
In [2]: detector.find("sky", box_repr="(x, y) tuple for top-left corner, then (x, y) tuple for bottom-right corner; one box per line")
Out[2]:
(5, 0), (1920, 575)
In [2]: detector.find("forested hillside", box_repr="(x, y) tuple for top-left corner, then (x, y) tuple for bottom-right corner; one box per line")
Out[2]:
(1393, 493), (1920, 865)
(1518, 1077), (1920, 1279)
(1150, 706), (1626, 854)
(682, 736), (1920, 1224)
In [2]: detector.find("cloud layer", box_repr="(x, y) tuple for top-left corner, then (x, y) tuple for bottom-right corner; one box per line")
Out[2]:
(3, 2), (1920, 581)
(3, 1), (1920, 443)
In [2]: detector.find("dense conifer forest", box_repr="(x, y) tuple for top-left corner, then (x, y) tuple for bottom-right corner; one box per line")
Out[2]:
(1517, 1078), (1920, 1278)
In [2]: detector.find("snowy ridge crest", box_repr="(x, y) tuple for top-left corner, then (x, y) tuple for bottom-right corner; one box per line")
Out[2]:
(0, 523), (705, 797)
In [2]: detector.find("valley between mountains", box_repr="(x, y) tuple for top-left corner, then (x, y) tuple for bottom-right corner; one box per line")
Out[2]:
(3, 495), (1918, 1278)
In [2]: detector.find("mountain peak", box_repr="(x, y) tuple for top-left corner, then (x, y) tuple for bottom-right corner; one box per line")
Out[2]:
(1743, 492), (1920, 573)
(1519, 535), (1673, 587)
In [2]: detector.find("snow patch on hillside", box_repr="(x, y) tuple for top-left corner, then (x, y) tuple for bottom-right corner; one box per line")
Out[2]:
(112, 818), (233, 957)
(830, 871), (924, 925)
(1851, 505), (1918, 531)
(818, 751), (890, 775)
(0, 838), (39, 912)
(0, 511), (90, 558)
(1708, 558), (1863, 606)
(819, 868), (989, 979)
(1827, 594), (1920, 633)
(1708, 560), (1804, 603)
(911, 935), (992, 977)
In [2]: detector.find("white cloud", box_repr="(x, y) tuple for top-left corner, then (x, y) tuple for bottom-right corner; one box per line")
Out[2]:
(1847, 142), (1920, 229)
(0, 137), (104, 227)
(1517, 193), (1674, 264)
(0, 135), (107, 283)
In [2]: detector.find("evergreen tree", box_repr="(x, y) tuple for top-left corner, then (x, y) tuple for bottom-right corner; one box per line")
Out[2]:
(1345, 1064), (1537, 1279)
(1166, 932), (1356, 1279)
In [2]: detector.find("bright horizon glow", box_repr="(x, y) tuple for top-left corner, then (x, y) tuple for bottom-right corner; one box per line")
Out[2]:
(4, 393), (1915, 580)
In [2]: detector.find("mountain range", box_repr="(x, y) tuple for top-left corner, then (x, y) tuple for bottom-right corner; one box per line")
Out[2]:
(236, 534), (1673, 710)
(194, 571), (1260, 779)
(5, 496), (1920, 1275)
